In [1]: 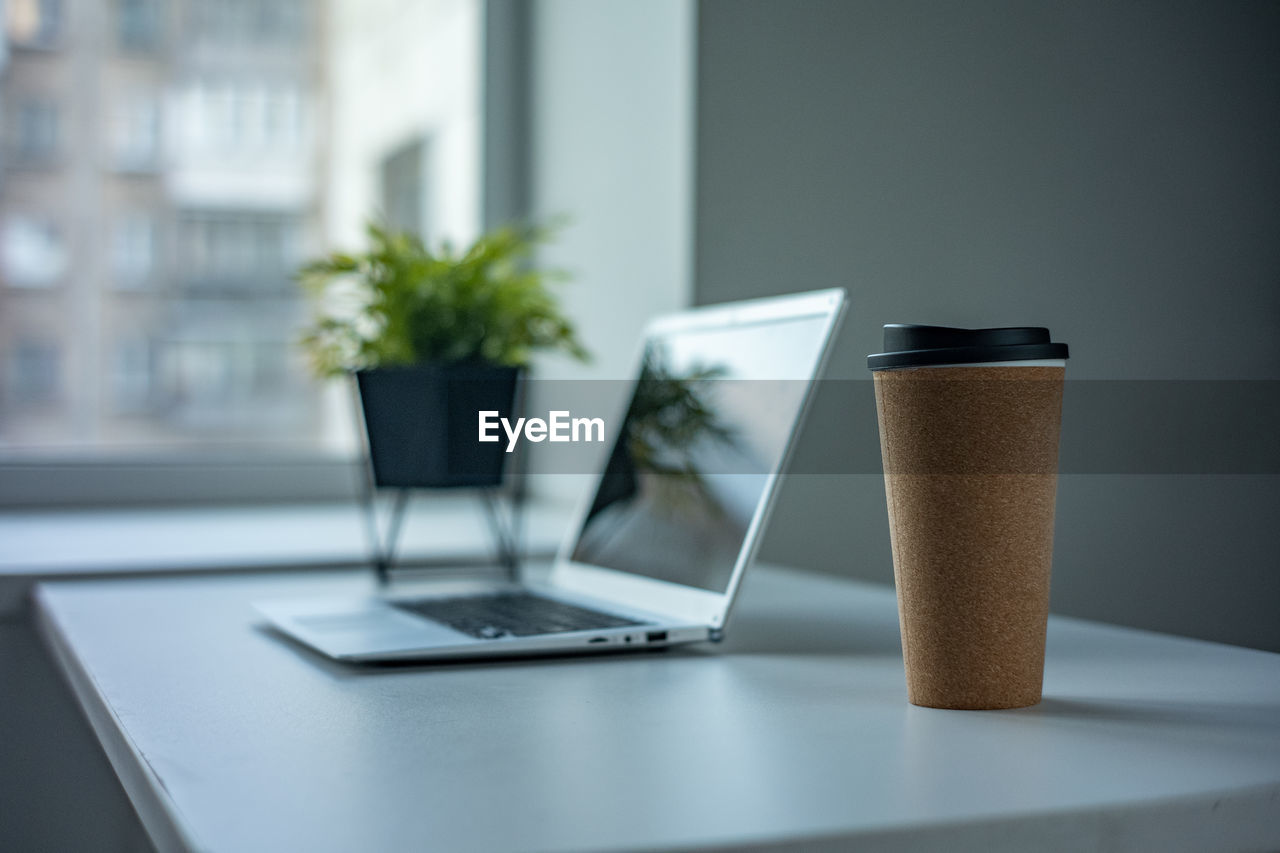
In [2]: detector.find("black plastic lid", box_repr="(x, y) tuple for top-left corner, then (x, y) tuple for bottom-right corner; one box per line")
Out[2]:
(867, 324), (1069, 370)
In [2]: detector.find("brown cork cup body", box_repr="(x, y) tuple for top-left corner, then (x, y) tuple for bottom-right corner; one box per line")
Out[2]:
(873, 365), (1065, 710)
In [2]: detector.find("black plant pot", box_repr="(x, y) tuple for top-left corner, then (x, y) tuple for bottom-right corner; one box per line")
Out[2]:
(356, 363), (521, 489)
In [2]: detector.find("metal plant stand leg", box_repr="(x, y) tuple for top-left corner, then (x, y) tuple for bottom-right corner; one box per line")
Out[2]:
(361, 487), (411, 586)
(361, 484), (525, 586)
(479, 489), (524, 579)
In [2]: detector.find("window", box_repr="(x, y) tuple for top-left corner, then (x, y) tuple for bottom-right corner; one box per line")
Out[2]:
(111, 337), (159, 413)
(191, 0), (304, 47)
(117, 0), (161, 52)
(5, 340), (61, 407)
(164, 333), (309, 432)
(178, 212), (300, 292)
(176, 82), (307, 157)
(381, 138), (430, 239)
(0, 0), (484, 500)
(111, 215), (156, 287)
(257, 0), (305, 44)
(110, 95), (161, 171)
(11, 99), (60, 165)
(264, 90), (303, 152)
(6, 0), (62, 49)
(2, 217), (67, 288)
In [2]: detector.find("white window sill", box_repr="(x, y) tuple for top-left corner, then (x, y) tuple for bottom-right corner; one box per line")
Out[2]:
(0, 497), (572, 616)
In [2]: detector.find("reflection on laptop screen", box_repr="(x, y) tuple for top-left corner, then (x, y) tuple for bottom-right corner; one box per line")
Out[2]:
(570, 313), (830, 593)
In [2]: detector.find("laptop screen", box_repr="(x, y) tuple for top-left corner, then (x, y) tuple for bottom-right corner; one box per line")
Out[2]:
(570, 312), (832, 593)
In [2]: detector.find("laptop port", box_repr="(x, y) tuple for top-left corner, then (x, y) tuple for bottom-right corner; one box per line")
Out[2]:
(646, 631), (668, 643)
(589, 637), (608, 644)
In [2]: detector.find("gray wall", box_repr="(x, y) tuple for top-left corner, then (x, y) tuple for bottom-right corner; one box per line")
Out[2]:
(694, 0), (1280, 650)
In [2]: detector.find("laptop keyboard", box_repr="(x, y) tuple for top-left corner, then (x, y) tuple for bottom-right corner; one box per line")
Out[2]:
(394, 592), (647, 640)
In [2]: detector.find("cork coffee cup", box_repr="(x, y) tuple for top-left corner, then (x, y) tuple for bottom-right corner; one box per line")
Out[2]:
(868, 325), (1068, 710)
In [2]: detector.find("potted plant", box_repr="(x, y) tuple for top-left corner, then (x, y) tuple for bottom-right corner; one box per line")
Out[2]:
(299, 221), (589, 489)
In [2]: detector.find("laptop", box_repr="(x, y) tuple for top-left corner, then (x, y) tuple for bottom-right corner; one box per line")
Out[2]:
(257, 288), (846, 662)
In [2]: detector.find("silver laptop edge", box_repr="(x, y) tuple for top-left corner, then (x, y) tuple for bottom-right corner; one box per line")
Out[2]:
(257, 288), (848, 662)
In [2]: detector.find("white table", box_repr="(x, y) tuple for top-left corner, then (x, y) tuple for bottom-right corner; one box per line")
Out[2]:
(35, 564), (1280, 852)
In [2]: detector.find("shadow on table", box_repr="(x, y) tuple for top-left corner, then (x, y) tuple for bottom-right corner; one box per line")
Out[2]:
(1013, 696), (1280, 739)
(712, 610), (903, 657)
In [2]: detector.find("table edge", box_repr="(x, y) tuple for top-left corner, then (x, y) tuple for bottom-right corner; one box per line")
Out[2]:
(687, 781), (1280, 853)
(33, 584), (203, 853)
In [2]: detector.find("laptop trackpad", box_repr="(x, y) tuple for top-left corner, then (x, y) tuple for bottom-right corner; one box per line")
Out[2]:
(285, 602), (474, 656)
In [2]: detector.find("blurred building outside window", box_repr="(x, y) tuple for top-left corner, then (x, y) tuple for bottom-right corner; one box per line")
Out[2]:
(116, 0), (161, 52)
(380, 137), (429, 239)
(0, 0), (483, 495)
(109, 93), (161, 172)
(110, 213), (156, 288)
(11, 98), (59, 165)
(110, 335), (158, 413)
(2, 216), (67, 287)
(6, 0), (62, 50)
(5, 339), (60, 406)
